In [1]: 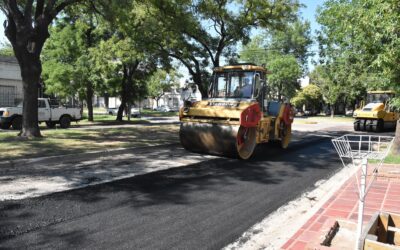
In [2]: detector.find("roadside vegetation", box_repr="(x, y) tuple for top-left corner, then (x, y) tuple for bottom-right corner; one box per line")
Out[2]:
(385, 152), (400, 164)
(77, 108), (178, 125)
(293, 115), (354, 124)
(0, 0), (398, 150)
(0, 125), (179, 161)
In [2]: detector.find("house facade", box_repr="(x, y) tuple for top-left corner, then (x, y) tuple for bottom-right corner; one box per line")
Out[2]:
(0, 55), (23, 107)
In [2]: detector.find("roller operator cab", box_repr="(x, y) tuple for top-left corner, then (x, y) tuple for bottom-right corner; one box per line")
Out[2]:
(353, 91), (399, 132)
(179, 64), (294, 160)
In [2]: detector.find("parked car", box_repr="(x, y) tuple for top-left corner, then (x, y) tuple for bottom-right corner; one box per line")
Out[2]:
(295, 109), (305, 117)
(130, 107), (141, 118)
(0, 98), (82, 130)
(304, 110), (318, 116)
(345, 110), (354, 116)
(157, 105), (171, 112)
(107, 108), (119, 116)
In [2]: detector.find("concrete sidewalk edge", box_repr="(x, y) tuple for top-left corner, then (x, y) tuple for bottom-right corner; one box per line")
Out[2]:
(224, 164), (360, 250)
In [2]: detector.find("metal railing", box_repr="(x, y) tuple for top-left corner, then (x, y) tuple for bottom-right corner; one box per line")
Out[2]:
(332, 134), (395, 250)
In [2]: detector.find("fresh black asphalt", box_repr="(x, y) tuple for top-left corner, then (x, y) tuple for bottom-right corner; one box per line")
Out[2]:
(0, 134), (344, 249)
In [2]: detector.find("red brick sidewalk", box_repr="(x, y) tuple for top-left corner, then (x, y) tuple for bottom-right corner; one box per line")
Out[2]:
(281, 164), (400, 250)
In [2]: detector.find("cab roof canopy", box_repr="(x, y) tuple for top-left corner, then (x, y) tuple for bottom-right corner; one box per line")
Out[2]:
(214, 64), (267, 73)
(368, 90), (396, 94)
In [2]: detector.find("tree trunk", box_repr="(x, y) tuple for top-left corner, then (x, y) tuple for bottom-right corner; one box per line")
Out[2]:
(19, 56), (42, 137)
(117, 65), (132, 121)
(104, 94), (109, 109)
(3, 0), (82, 138)
(192, 72), (205, 97)
(330, 104), (335, 118)
(86, 81), (94, 122)
(116, 97), (126, 122)
(127, 103), (131, 121)
(394, 120), (400, 154)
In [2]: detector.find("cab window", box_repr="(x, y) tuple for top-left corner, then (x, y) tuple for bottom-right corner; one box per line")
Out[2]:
(38, 100), (46, 108)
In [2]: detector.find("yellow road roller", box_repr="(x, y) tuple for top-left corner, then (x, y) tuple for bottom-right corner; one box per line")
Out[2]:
(179, 64), (294, 159)
(353, 90), (399, 132)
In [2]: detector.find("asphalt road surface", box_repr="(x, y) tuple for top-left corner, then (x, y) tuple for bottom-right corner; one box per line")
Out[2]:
(0, 134), (344, 249)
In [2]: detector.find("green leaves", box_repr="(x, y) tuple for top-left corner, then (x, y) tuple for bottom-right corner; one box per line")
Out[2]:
(268, 55), (302, 100)
(291, 84), (322, 110)
(42, 14), (102, 100)
(240, 17), (310, 101)
(317, 0), (400, 108)
(147, 69), (180, 100)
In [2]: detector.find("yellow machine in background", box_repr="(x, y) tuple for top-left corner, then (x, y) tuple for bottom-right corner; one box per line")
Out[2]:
(353, 90), (399, 132)
(179, 64), (294, 159)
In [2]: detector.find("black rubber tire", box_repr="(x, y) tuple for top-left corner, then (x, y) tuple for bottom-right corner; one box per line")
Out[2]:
(109, 112), (113, 115)
(354, 120), (360, 131)
(59, 116), (71, 129)
(366, 120), (373, 132)
(0, 123), (11, 129)
(377, 119), (384, 132)
(11, 116), (22, 130)
(46, 121), (56, 129)
(360, 120), (367, 131)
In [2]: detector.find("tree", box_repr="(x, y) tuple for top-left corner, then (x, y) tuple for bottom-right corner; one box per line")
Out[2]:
(291, 84), (322, 112)
(309, 65), (341, 117)
(0, 0), (89, 137)
(147, 0), (301, 97)
(316, 0), (400, 150)
(93, 34), (158, 121)
(42, 13), (105, 122)
(239, 19), (311, 101)
(267, 55), (302, 101)
(241, 19), (312, 73)
(147, 69), (180, 108)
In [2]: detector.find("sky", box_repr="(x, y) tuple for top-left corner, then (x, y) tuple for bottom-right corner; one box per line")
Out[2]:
(299, 0), (325, 71)
(300, 0), (323, 36)
(0, 13), (5, 45)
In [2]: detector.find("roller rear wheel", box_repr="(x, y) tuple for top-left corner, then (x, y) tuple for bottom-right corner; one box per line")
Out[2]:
(280, 123), (292, 149)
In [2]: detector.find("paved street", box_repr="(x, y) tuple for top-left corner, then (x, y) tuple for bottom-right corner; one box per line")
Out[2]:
(0, 132), (345, 249)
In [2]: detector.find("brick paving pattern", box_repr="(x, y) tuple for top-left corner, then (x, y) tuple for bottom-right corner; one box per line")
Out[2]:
(282, 164), (400, 250)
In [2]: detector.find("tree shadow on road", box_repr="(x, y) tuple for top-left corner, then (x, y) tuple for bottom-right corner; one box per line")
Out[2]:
(0, 131), (344, 247)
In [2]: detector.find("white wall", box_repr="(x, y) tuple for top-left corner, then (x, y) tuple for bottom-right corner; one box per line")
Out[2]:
(0, 56), (23, 107)
(0, 59), (21, 81)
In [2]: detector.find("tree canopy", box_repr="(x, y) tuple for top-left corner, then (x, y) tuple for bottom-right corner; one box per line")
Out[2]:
(240, 19), (311, 101)
(316, 0), (400, 148)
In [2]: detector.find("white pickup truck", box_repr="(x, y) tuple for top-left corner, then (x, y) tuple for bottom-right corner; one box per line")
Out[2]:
(0, 98), (82, 130)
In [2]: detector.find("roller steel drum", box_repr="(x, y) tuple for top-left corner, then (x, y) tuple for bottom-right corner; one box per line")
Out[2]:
(179, 122), (257, 159)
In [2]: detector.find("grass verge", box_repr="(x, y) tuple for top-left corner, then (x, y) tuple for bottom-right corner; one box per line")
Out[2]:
(384, 151), (400, 164)
(0, 125), (179, 161)
(294, 115), (354, 124)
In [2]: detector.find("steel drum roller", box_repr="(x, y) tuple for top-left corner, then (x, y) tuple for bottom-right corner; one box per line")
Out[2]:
(179, 122), (257, 159)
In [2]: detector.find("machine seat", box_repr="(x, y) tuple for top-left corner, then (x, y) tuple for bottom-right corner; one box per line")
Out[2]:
(267, 101), (281, 117)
